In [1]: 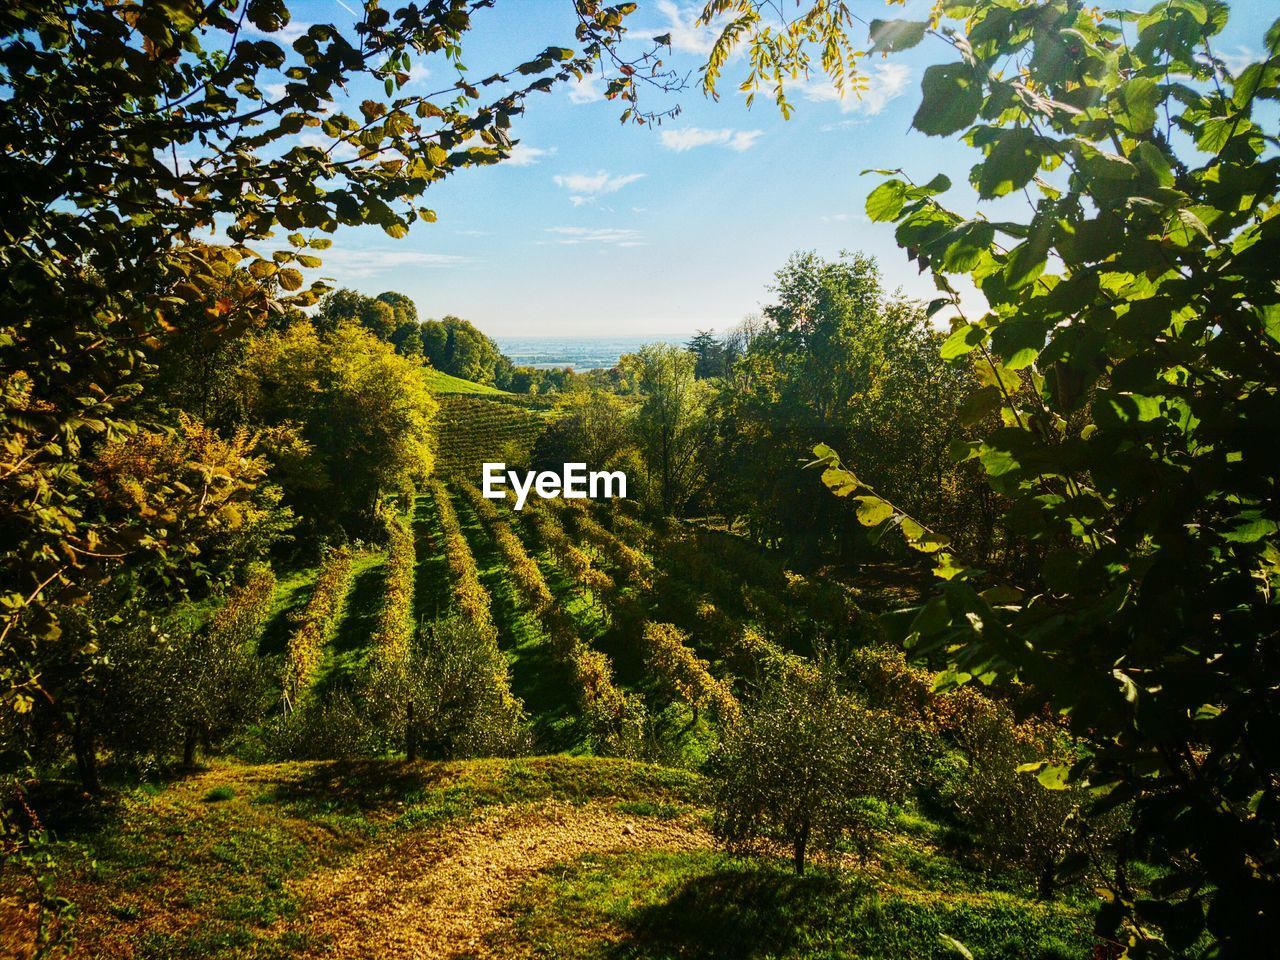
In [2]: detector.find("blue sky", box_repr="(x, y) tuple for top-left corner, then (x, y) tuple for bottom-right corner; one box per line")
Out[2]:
(286, 0), (1274, 338)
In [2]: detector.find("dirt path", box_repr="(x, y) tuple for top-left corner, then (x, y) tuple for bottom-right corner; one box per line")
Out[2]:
(294, 800), (709, 959)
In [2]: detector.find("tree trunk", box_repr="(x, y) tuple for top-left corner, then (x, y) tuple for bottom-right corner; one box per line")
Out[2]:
(73, 709), (101, 794)
(406, 701), (418, 762)
(1037, 859), (1056, 900)
(182, 724), (199, 771)
(793, 821), (810, 876)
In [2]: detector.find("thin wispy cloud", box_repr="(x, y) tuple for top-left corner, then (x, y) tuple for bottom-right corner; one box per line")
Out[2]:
(660, 127), (763, 152)
(309, 249), (474, 278)
(820, 212), (869, 224)
(798, 62), (912, 116)
(1219, 45), (1261, 76)
(546, 227), (645, 247)
(553, 171), (645, 206)
(504, 144), (555, 167)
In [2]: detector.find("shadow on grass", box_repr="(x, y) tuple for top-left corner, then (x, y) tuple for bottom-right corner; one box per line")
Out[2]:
(607, 866), (854, 960)
(261, 759), (455, 816)
(453, 492), (585, 753)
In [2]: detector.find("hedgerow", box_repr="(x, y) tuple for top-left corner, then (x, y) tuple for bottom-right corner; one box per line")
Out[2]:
(459, 482), (554, 613)
(429, 479), (497, 638)
(370, 513), (415, 670)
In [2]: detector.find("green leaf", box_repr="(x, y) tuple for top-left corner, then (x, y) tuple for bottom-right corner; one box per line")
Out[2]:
(821, 466), (860, 497)
(941, 324), (985, 360)
(869, 19), (927, 54)
(865, 180), (908, 221)
(855, 496), (894, 526)
(970, 127), (1043, 199)
(913, 63), (983, 137)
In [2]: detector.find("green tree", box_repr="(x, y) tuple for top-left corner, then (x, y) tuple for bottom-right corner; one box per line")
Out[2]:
(239, 322), (437, 535)
(711, 662), (907, 875)
(686, 329), (727, 379)
(708, 0), (1280, 952)
(631, 344), (711, 513)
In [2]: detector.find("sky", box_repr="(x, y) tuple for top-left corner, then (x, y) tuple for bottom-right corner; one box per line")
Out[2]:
(281, 0), (1275, 338)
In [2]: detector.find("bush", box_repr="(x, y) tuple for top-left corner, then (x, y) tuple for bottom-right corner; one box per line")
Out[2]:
(407, 617), (529, 759)
(711, 665), (908, 874)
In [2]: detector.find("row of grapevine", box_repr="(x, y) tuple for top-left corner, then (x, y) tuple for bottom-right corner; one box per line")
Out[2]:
(211, 564), (278, 646)
(459, 482), (553, 613)
(461, 484), (645, 755)
(427, 481), (524, 720)
(526, 504), (616, 606)
(429, 479), (497, 639)
(550, 498), (654, 587)
(640, 622), (741, 724)
(433, 395), (548, 477)
(369, 513), (415, 670)
(282, 548), (353, 710)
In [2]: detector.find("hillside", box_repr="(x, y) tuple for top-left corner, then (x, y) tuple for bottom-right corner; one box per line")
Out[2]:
(423, 368), (512, 396)
(3, 488), (1102, 959)
(432, 395), (551, 478)
(3, 757), (1092, 960)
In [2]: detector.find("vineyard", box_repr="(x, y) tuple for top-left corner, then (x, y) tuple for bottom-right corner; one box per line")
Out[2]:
(432, 394), (552, 478)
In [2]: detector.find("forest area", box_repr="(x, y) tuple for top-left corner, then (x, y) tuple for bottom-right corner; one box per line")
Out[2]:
(2, 1), (1279, 958)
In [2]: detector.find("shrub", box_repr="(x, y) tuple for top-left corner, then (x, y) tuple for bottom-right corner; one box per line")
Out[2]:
(711, 665), (908, 875)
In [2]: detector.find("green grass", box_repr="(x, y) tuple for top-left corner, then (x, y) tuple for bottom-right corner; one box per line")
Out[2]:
(500, 849), (1094, 960)
(9, 757), (1099, 960)
(424, 368), (511, 395)
(410, 494), (451, 625)
(257, 563), (321, 658)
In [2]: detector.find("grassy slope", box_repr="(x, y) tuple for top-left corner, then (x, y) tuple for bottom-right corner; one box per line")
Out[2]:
(5, 758), (1095, 960)
(424, 368), (511, 395)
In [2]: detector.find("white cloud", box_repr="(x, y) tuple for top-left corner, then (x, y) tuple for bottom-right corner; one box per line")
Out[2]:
(660, 127), (763, 152)
(653, 1), (721, 55)
(820, 212), (869, 224)
(504, 144), (555, 167)
(546, 227), (645, 247)
(243, 19), (311, 44)
(567, 74), (603, 104)
(406, 59), (431, 86)
(553, 171), (645, 205)
(309, 249), (474, 279)
(797, 62), (912, 116)
(1219, 45), (1260, 76)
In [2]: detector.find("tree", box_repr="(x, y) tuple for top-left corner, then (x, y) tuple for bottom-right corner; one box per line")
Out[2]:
(709, 0), (1280, 952)
(686, 329), (727, 379)
(632, 344), (711, 514)
(708, 254), (981, 558)
(238, 322), (437, 535)
(419, 315), (510, 385)
(711, 663), (906, 875)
